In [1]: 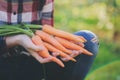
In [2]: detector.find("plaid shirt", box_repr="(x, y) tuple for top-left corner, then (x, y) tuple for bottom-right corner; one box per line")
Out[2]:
(0, 0), (54, 57)
(0, 0), (54, 26)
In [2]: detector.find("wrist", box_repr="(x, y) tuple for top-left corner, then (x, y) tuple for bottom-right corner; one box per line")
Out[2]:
(6, 35), (21, 48)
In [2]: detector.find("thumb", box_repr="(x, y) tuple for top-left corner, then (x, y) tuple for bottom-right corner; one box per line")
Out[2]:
(28, 45), (44, 52)
(52, 52), (60, 57)
(34, 46), (44, 51)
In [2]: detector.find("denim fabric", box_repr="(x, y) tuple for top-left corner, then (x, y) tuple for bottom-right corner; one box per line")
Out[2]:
(70, 30), (99, 80)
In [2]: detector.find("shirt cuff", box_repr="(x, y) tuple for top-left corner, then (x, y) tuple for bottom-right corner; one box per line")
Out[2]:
(0, 36), (8, 55)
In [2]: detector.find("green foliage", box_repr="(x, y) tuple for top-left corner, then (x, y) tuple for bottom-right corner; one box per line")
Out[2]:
(55, 1), (114, 40)
(85, 61), (120, 80)
(84, 40), (120, 80)
(116, 0), (120, 7)
(90, 40), (120, 71)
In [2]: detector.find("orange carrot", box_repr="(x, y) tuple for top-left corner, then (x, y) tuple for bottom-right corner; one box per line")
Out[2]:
(43, 42), (76, 62)
(35, 30), (72, 55)
(55, 36), (93, 56)
(77, 36), (87, 42)
(32, 35), (64, 67)
(42, 25), (85, 43)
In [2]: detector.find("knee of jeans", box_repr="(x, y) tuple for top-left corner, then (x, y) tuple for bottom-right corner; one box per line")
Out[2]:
(74, 30), (99, 56)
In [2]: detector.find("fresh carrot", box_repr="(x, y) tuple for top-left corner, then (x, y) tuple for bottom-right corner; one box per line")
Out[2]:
(32, 35), (65, 67)
(35, 30), (72, 55)
(43, 42), (76, 62)
(77, 36), (87, 42)
(55, 36), (93, 56)
(42, 25), (85, 43)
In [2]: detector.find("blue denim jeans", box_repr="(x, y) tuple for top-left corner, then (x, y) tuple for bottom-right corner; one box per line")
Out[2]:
(0, 30), (99, 80)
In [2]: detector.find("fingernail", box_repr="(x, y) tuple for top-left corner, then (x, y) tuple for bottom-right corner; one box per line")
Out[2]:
(79, 50), (83, 53)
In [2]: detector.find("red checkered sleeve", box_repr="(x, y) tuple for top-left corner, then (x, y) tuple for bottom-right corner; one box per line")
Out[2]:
(0, 0), (54, 26)
(41, 0), (54, 26)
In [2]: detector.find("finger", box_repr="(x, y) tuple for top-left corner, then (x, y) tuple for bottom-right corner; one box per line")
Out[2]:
(28, 44), (44, 51)
(23, 38), (43, 51)
(32, 46), (44, 51)
(78, 50), (83, 54)
(75, 42), (85, 47)
(70, 50), (83, 58)
(70, 50), (79, 57)
(41, 57), (53, 63)
(60, 56), (73, 62)
(28, 49), (52, 63)
(52, 52), (60, 57)
(61, 57), (69, 62)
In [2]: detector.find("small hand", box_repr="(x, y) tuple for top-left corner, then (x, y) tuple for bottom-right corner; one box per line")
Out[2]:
(18, 34), (54, 63)
(17, 34), (43, 51)
(6, 34), (52, 63)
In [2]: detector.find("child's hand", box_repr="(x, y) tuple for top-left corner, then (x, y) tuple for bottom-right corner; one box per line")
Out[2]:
(6, 34), (52, 63)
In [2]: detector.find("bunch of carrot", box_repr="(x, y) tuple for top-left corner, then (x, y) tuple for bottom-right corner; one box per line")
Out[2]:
(0, 24), (93, 67)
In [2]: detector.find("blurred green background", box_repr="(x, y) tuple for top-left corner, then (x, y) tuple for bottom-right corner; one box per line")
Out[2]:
(54, 0), (120, 80)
